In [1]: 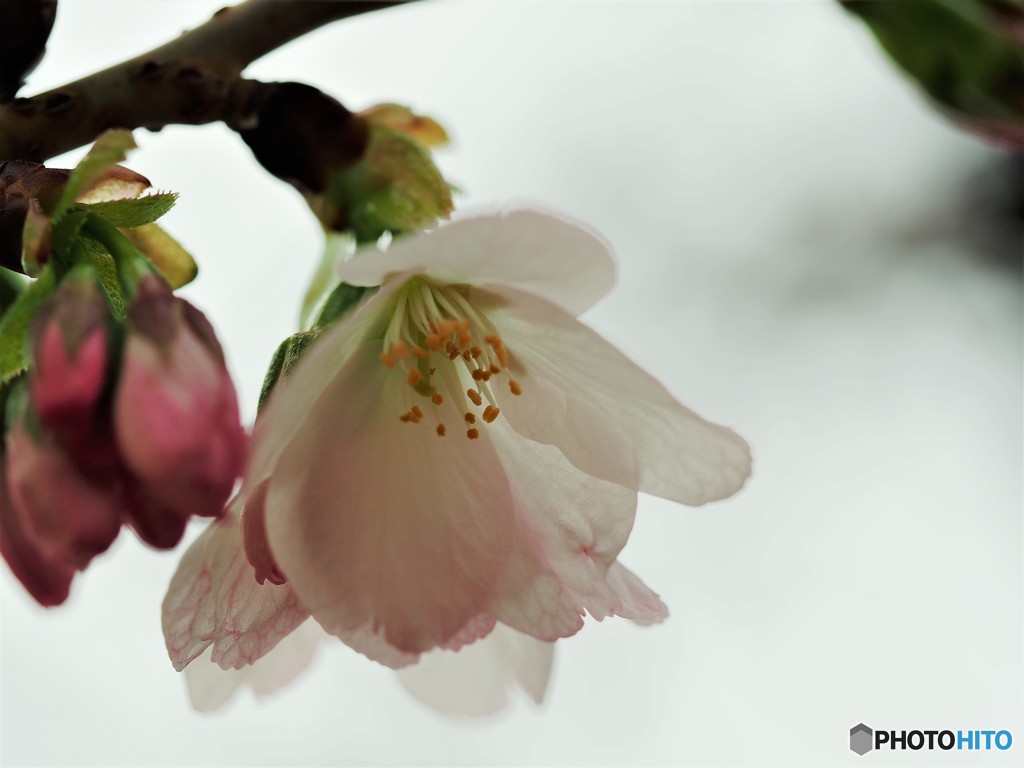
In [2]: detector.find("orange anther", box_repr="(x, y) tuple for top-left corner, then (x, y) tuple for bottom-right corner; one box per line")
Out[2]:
(466, 428), (480, 440)
(509, 379), (522, 396)
(470, 346), (482, 359)
(390, 341), (408, 360)
(379, 352), (395, 368)
(464, 412), (476, 424)
(467, 389), (483, 406)
(436, 424), (446, 437)
(471, 369), (484, 381)
(411, 346), (429, 359)
(407, 369), (422, 386)
(425, 334), (443, 350)
(481, 371), (492, 382)
(490, 364), (501, 374)
(411, 405), (424, 419)
(431, 392), (444, 406)
(483, 405), (500, 424)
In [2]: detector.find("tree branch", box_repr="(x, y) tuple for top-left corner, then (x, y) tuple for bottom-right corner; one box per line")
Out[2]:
(0, 0), (412, 163)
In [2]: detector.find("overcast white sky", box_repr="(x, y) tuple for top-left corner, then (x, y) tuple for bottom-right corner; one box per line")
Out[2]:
(1, 2), (1021, 766)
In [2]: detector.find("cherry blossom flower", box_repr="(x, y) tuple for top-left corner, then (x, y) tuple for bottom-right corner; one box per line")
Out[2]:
(164, 209), (751, 699)
(164, 503), (554, 715)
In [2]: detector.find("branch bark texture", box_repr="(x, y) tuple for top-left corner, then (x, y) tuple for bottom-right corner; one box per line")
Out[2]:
(0, 0), (410, 162)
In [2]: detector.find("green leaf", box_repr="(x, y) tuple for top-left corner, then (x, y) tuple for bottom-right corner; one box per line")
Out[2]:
(0, 269), (26, 315)
(120, 223), (197, 289)
(841, 0), (1024, 122)
(53, 130), (137, 220)
(323, 126), (453, 243)
(300, 232), (355, 329)
(0, 267), (56, 383)
(80, 238), (126, 318)
(79, 192), (178, 228)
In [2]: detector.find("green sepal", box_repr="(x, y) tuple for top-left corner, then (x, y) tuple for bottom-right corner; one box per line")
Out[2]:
(314, 281), (370, 330)
(0, 266), (56, 384)
(53, 130), (138, 221)
(300, 231), (355, 329)
(77, 192), (178, 229)
(321, 125), (453, 244)
(258, 331), (320, 412)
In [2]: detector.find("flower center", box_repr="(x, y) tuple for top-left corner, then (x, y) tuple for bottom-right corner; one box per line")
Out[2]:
(379, 280), (522, 439)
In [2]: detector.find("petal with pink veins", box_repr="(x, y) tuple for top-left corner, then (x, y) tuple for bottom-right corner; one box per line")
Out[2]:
(161, 504), (309, 672)
(485, 423), (662, 640)
(183, 618), (324, 712)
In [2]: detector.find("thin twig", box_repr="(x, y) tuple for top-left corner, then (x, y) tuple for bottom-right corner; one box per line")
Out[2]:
(0, 0), (412, 162)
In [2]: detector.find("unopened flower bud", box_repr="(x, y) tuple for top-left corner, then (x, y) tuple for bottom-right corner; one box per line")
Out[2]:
(0, 449), (74, 607)
(29, 272), (111, 449)
(114, 275), (245, 523)
(5, 419), (122, 572)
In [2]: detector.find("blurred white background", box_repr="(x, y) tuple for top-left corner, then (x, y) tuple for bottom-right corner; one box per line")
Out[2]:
(1, 1), (1021, 765)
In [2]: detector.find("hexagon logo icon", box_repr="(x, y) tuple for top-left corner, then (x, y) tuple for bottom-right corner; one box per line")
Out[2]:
(850, 723), (873, 755)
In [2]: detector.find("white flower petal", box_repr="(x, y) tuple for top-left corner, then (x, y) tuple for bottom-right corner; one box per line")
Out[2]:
(182, 647), (246, 712)
(605, 561), (668, 625)
(161, 505), (310, 672)
(486, 289), (752, 505)
(338, 211), (616, 317)
(396, 624), (555, 717)
(183, 618), (323, 711)
(244, 281), (400, 497)
(264, 342), (516, 658)
(484, 424), (647, 640)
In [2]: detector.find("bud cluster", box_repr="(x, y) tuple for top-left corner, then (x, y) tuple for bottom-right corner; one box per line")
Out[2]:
(1, 268), (246, 606)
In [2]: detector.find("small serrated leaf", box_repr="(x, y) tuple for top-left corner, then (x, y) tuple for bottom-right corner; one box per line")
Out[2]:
(0, 267), (56, 383)
(54, 130), (138, 220)
(120, 223), (197, 289)
(79, 193), (178, 228)
(80, 238), (126, 318)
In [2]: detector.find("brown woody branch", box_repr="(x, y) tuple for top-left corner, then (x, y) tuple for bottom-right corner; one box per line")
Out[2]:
(0, 0), (411, 162)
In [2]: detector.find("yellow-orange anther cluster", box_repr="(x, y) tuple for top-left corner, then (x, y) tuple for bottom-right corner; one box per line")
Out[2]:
(381, 282), (524, 440)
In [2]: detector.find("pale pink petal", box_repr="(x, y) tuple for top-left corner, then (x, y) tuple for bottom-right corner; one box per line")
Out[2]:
(183, 618), (323, 711)
(161, 504), (309, 672)
(484, 424), (648, 640)
(264, 342), (516, 658)
(243, 282), (402, 499)
(330, 623), (420, 670)
(240, 481), (285, 586)
(397, 624), (556, 716)
(605, 562), (668, 625)
(483, 288), (752, 505)
(181, 647), (247, 712)
(338, 210), (616, 317)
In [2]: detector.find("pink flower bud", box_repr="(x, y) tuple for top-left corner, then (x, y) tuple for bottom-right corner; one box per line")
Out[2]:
(4, 420), (122, 581)
(114, 275), (245, 525)
(0, 449), (74, 607)
(29, 274), (110, 447)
